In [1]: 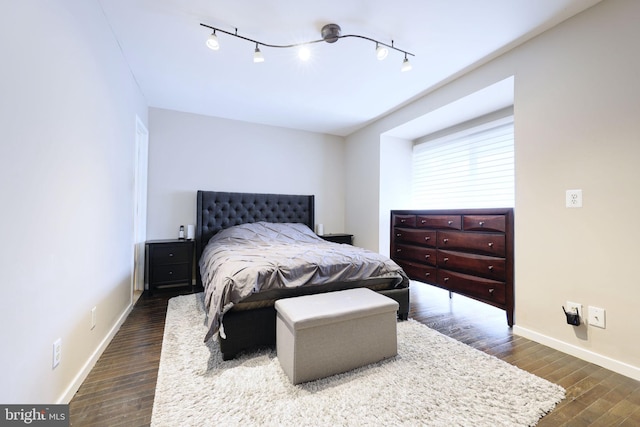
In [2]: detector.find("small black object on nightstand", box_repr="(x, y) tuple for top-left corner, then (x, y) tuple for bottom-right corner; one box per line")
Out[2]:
(320, 233), (353, 245)
(145, 239), (194, 296)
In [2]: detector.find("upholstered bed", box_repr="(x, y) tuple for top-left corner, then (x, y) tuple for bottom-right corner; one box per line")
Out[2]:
(196, 190), (410, 360)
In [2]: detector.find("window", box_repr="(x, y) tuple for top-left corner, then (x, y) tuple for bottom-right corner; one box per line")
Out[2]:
(411, 116), (514, 209)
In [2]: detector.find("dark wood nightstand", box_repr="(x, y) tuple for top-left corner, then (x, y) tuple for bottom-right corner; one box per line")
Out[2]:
(319, 233), (353, 245)
(145, 239), (194, 295)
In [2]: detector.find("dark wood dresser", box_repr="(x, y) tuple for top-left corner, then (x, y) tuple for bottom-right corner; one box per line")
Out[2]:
(390, 208), (514, 326)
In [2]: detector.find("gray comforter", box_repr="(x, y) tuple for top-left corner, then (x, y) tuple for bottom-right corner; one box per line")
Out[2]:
(199, 222), (408, 341)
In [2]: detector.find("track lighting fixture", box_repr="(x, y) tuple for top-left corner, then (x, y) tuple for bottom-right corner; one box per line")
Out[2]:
(201, 23), (414, 71)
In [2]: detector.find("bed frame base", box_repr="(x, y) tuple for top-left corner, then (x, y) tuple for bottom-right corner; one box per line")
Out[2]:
(219, 287), (410, 360)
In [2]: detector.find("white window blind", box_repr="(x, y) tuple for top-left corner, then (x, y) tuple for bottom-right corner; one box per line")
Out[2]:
(411, 118), (514, 209)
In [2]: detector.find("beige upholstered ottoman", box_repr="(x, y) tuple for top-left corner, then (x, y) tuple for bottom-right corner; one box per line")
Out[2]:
(275, 288), (399, 384)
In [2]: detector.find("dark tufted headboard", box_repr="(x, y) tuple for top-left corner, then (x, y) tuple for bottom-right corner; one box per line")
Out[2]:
(195, 190), (315, 286)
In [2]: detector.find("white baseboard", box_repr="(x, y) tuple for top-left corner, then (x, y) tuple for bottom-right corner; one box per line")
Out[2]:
(513, 325), (640, 382)
(57, 304), (134, 404)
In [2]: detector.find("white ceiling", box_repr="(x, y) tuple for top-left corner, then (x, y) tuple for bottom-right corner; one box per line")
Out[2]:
(98, 0), (601, 136)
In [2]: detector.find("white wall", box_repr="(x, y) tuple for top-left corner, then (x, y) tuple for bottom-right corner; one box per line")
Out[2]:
(0, 1), (148, 403)
(379, 136), (413, 255)
(344, 130), (381, 250)
(512, 0), (640, 379)
(345, 0), (640, 380)
(146, 108), (346, 240)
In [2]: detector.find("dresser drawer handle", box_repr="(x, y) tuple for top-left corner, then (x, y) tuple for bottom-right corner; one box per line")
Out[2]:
(443, 277), (449, 282)
(443, 238), (449, 243)
(488, 242), (494, 248)
(421, 219), (426, 224)
(425, 255), (430, 259)
(425, 272), (430, 277)
(169, 253), (174, 257)
(479, 221), (485, 226)
(488, 265), (494, 271)
(396, 248), (402, 253)
(168, 271), (173, 275)
(396, 233), (402, 237)
(443, 257), (449, 263)
(447, 220), (453, 225)
(424, 236), (430, 241)
(488, 288), (494, 295)
(400, 219), (406, 223)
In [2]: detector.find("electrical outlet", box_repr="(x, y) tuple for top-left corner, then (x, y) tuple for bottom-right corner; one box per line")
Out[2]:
(566, 189), (583, 208)
(565, 301), (582, 319)
(588, 306), (606, 328)
(91, 306), (97, 330)
(53, 338), (62, 368)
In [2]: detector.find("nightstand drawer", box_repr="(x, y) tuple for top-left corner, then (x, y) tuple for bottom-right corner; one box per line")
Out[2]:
(320, 233), (353, 244)
(152, 244), (190, 264)
(151, 263), (190, 284)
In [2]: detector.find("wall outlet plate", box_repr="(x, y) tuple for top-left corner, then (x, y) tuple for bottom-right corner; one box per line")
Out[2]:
(566, 189), (583, 208)
(565, 301), (582, 319)
(563, 301), (582, 326)
(588, 306), (606, 328)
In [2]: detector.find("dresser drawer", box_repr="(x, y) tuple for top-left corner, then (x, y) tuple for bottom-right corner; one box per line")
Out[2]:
(438, 231), (506, 256)
(393, 244), (437, 265)
(437, 249), (505, 280)
(416, 215), (461, 230)
(437, 269), (506, 305)
(152, 244), (190, 264)
(395, 260), (437, 283)
(151, 263), (190, 284)
(463, 215), (506, 232)
(393, 228), (436, 247)
(393, 215), (416, 227)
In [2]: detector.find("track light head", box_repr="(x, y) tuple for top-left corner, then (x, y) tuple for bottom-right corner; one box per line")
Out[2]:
(298, 45), (311, 61)
(401, 55), (412, 72)
(253, 44), (264, 63)
(206, 31), (220, 50)
(376, 43), (389, 60)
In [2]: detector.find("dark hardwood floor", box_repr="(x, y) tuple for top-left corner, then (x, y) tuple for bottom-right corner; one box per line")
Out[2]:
(69, 282), (640, 426)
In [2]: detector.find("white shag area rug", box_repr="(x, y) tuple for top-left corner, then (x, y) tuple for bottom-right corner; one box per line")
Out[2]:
(151, 293), (564, 427)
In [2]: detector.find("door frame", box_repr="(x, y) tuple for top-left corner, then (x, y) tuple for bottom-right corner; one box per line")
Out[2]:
(132, 115), (149, 301)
